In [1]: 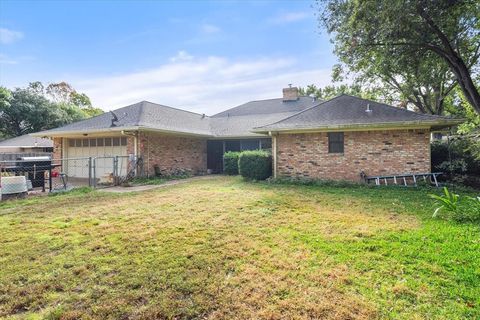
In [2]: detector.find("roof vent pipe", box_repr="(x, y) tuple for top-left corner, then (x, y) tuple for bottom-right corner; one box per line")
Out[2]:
(365, 104), (373, 113)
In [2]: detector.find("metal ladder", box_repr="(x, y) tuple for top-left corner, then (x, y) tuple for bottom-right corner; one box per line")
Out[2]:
(364, 172), (441, 187)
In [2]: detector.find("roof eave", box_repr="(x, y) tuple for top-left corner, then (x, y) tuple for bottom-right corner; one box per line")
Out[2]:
(31, 126), (142, 137)
(32, 126), (213, 138)
(136, 126), (213, 138)
(252, 119), (465, 134)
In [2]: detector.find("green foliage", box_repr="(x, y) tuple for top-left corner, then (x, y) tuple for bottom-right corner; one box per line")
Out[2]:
(431, 137), (480, 188)
(238, 150), (272, 180)
(430, 187), (480, 223)
(1, 177), (479, 318)
(223, 151), (241, 175)
(268, 176), (363, 188)
(130, 173), (191, 186)
(298, 83), (379, 101)
(0, 82), (102, 138)
(317, 0), (480, 115)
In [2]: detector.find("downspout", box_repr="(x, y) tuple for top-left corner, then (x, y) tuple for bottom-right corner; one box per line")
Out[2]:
(269, 131), (277, 179)
(121, 130), (139, 175)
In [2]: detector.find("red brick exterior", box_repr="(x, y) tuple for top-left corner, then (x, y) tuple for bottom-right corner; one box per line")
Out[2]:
(276, 129), (431, 182)
(52, 137), (63, 160)
(138, 132), (207, 176)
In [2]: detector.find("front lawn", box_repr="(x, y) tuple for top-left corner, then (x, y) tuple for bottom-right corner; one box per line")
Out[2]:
(0, 176), (478, 319)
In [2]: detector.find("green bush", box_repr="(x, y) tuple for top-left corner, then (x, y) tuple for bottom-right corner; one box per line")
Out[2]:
(223, 151), (240, 175)
(238, 150), (272, 180)
(430, 187), (480, 223)
(431, 138), (480, 189)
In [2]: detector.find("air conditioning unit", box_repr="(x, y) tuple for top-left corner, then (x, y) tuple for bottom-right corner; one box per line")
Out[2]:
(1, 176), (28, 196)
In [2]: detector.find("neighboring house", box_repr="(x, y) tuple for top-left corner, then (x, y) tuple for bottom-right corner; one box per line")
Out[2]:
(34, 87), (462, 181)
(0, 134), (53, 154)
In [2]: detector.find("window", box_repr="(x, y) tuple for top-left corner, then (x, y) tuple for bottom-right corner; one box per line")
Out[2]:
(75, 139), (82, 147)
(120, 137), (127, 146)
(328, 132), (344, 153)
(97, 138), (104, 146)
(89, 139), (97, 147)
(68, 139), (75, 147)
(225, 140), (240, 152)
(259, 138), (272, 150)
(105, 138), (112, 146)
(240, 140), (259, 151)
(112, 137), (120, 146)
(82, 139), (89, 147)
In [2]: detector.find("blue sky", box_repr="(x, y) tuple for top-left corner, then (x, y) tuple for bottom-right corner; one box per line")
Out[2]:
(0, 0), (336, 114)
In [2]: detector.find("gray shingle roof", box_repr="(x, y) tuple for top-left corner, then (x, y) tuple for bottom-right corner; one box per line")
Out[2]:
(254, 95), (461, 132)
(35, 95), (462, 138)
(0, 134), (53, 148)
(209, 112), (296, 137)
(39, 101), (212, 136)
(212, 96), (319, 117)
(36, 97), (319, 137)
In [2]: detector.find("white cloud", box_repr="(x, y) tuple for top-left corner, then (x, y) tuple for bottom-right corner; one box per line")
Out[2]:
(74, 54), (331, 114)
(269, 12), (310, 24)
(0, 28), (24, 44)
(201, 23), (221, 34)
(0, 54), (18, 64)
(169, 50), (194, 62)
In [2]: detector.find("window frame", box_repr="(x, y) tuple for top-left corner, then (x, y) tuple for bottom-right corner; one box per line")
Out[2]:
(328, 132), (344, 154)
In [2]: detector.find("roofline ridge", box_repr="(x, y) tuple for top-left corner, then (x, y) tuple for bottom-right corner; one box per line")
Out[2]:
(211, 96), (318, 118)
(342, 94), (449, 119)
(141, 100), (208, 117)
(255, 95), (341, 129)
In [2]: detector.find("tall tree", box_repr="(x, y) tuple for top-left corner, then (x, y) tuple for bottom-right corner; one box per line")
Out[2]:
(317, 0), (480, 114)
(0, 82), (102, 138)
(298, 83), (379, 101)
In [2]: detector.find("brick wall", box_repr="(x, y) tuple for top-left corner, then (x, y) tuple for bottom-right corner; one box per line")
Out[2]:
(276, 129), (431, 182)
(52, 137), (63, 160)
(139, 132), (207, 176)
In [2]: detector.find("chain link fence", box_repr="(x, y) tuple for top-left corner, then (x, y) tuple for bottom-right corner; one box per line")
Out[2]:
(0, 155), (141, 199)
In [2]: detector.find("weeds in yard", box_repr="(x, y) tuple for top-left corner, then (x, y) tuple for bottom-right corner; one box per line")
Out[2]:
(0, 176), (478, 319)
(430, 187), (480, 222)
(128, 173), (191, 186)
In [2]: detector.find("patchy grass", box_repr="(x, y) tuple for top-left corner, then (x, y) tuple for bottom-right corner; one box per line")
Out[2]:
(128, 174), (191, 186)
(0, 176), (478, 319)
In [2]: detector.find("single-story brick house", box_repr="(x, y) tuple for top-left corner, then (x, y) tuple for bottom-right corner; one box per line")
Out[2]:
(34, 87), (461, 181)
(0, 134), (53, 154)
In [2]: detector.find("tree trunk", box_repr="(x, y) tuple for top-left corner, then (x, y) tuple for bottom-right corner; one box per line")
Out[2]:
(447, 56), (480, 115)
(418, 7), (480, 115)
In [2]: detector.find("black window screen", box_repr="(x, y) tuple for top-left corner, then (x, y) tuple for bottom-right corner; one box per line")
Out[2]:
(225, 140), (240, 152)
(328, 132), (344, 153)
(260, 138), (272, 150)
(241, 140), (259, 151)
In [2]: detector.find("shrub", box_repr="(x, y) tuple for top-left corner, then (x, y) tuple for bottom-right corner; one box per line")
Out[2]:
(431, 138), (480, 189)
(430, 187), (480, 223)
(238, 150), (272, 180)
(223, 151), (240, 175)
(267, 177), (363, 188)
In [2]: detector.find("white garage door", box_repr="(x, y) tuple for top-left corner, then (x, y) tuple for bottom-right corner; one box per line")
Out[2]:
(66, 137), (128, 178)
